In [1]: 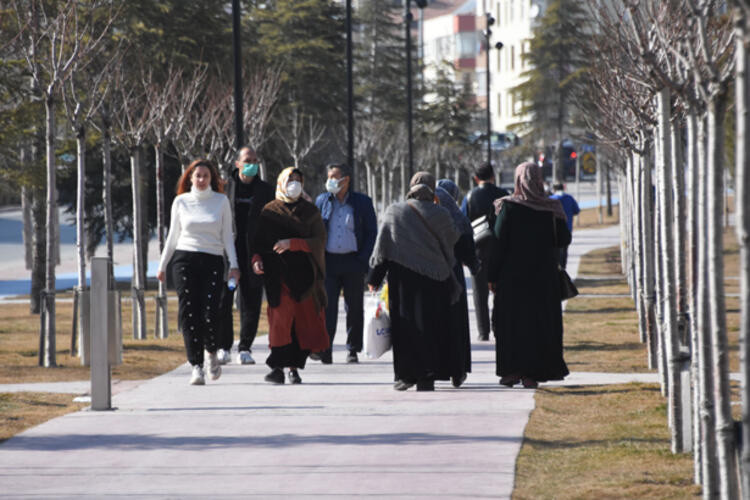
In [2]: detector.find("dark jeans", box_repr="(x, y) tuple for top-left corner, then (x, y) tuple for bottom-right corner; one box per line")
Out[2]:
(324, 252), (365, 353)
(218, 276), (263, 352)
(471, 240), (494, 338)
(172, 250), (224, 366)
(559, 246), (569, 270)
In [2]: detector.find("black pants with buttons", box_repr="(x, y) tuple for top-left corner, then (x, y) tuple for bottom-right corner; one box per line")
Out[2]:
(172, 250), (225, 366)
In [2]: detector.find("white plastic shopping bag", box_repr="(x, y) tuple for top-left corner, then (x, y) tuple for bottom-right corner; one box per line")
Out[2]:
(364, 298), (391, 359)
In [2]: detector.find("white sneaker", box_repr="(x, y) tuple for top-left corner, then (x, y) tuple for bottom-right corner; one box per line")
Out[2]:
(216, 348), (231, 365)
(189, 365), (205, 385)
(205, 351), (222, 381)
(237, 350), (256, 365)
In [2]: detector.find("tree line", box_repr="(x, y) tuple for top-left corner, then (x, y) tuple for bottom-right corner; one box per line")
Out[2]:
(0, 1), (484, 366)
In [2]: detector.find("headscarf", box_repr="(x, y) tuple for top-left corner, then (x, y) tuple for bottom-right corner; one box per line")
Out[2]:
(406, 171), (437, 202)
(436, 178), (460, 201)
(436, 179), (472, 237)
(275, 166), (303, 203)
(494, 162), (566, 220)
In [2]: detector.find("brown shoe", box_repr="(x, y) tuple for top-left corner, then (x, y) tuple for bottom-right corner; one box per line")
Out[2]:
(521, 377), (538, 389)
(499, 375), (520, 387)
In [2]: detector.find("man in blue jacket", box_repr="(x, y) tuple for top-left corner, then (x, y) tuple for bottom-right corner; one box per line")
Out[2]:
(315, 163), (378, 364)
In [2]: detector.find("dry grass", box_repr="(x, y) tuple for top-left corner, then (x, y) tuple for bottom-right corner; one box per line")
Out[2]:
(576, 204), (620, 230)
(513, 384), (701, 500)
(0, 392), (87, 443)
(0, 291), (269, 384)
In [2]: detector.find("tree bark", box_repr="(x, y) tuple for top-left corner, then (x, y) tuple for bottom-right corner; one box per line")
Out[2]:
(640, 145), (658, 371)
(653, 126), (668, 397)
(686, 110), (703, 485)
(40, 96), (57, 367)
(102, 123), (114, 283)
(657, 88), (684, 452)
(130, 148), (146, 340)
(697, 112), (720, 496)
(707, 91), (739, 498)
(154, 143), (168, 339)
(735, 9), (750, 495)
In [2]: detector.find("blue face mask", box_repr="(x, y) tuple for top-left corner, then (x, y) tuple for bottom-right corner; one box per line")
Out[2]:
(241, 163), (259, 177)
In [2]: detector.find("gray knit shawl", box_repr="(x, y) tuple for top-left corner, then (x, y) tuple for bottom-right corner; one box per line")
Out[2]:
(369, 199), (459, 282)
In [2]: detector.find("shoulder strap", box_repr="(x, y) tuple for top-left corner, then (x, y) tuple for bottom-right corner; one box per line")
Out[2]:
(407, 201), (452, 266)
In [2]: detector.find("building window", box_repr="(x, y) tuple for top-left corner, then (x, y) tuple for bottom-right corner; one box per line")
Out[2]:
(477, 69), (487, 96)
(509, 0), (514, 22)
(510, 45), (515, 71)
(496, 48), (502, 73)
(497, 91), (502, 117)
(456, 31), (478, 58)
(520, 0), (525, 19)
(496, 1), (502, 26)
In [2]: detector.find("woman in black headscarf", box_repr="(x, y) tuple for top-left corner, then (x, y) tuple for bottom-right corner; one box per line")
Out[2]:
(367, 172), (460, 391)
(488, 162), (571, 388)
(435, 179), (478, 388)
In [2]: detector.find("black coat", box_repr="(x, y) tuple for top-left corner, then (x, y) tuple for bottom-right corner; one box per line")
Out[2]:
(488, 202), (571, 381)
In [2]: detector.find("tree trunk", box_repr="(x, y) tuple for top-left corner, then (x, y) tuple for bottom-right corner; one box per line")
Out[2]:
(707, 92), (739, 498)
(102, 120), (114, 284)
(671, 117), (689, 349)
(697, 110), (720, 498)
(21, 148), (32, 271)
(40, 96), (57, 367)
(131, 148), (146, 340)
(71, 128), (87, 358)
(631, 154), (647, 344)
(657, 88), (684, 452)
(736, 11), (750, 495)
(686, 110), (703, 485)
(640, 145), (658, 371)
(606, 162), (613, 217)
(154, 143), (168, 339)
(597, 153), (604, 224)
(380, 161), (386, 216)
(653, 126), (668, 397)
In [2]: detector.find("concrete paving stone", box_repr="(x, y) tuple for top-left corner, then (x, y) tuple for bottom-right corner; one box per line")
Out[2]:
(0, 224), (625, 498)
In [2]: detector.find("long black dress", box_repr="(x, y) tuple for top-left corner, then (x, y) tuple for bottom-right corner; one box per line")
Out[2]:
(488, 202), (571, 382)
(435, 232), (477, 384)
(368, 261), (451, 385)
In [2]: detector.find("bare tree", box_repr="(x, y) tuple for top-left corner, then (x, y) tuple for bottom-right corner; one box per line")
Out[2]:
(10, 0), (114, 366)
(276, 104), (327, 168)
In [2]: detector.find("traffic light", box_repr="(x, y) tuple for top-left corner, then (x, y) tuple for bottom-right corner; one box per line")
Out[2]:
(561, 144), (577, 178)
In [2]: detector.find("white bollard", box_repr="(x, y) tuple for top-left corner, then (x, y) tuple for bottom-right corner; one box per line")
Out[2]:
(90, 257), (111, 411)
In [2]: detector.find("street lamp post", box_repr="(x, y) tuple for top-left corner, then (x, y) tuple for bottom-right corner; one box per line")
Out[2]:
(484, 12), (502, 170)
(346, 0), (354, 177)
(404, 0), (428, 179)
(231, 0), (244, 150)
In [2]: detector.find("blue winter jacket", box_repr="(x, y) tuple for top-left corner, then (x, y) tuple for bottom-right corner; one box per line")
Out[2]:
(315, 190), (378, 272)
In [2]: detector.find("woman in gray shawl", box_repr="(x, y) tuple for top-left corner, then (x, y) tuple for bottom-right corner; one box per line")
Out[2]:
(367, 172), (460, 391)
(435, 179), (478, 387)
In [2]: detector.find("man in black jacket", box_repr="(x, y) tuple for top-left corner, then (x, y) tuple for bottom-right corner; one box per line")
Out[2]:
(217, 146), (275, 365)
(460, 162), (509, 341)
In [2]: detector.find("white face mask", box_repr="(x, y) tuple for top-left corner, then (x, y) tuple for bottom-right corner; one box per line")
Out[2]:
(286, 180), (303, 200)
(325, 178), (341, 194)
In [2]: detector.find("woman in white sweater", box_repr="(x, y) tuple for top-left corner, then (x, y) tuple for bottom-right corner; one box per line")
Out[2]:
(157, 159), (241, 385)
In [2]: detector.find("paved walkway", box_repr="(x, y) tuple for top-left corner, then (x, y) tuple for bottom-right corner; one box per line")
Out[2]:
(0, 224), (625, 499)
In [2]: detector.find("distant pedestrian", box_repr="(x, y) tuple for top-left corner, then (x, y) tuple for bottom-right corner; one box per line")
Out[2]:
(252, 167), (330, 385)
(368, 172), (460, 391)
(460, 162), (509, 341)
(216, 147), (274, 366)
(488, 162), (570, 389)
(435, 179), (478, 388)
(315, 163), (378, 364)
(157, 159), (240, 386)
(549, 182), (580, 269)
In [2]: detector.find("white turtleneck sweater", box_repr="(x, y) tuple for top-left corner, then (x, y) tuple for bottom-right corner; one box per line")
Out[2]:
(158, 187), (239, 273)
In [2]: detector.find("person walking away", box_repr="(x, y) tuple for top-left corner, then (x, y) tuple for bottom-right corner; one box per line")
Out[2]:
(460, 162), (509, 341)
(367, 172), (460, 391)
(216, 146), (274, 365)
(548, 182), (580, 269)
(251, 167), (330, 384)
(157, 159), (240, 385)
(435, 179), (478, 388)
(315, 163), (378, 364)
(488, 162), (570, 389)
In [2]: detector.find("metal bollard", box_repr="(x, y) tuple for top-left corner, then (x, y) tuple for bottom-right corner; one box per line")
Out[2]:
(90, 257), (111, 411)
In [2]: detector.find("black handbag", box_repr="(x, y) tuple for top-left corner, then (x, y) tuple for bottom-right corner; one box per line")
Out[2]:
(552, 215), (578, 300)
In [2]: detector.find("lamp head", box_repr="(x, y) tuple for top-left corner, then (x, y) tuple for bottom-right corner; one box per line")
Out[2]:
(486, 13), (495, 26)
(414, 0), (428, 8)
(495, 41), (504, 50)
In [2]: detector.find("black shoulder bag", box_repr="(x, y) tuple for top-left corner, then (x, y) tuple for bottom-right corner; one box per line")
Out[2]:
(553, 215), (578, 301)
